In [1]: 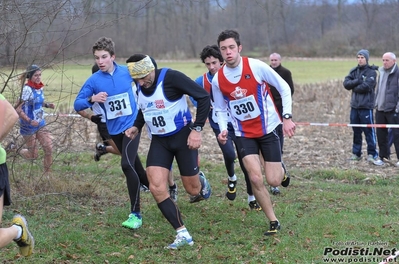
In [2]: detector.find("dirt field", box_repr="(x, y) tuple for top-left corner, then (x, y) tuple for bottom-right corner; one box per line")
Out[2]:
(11, 79), (396, 179)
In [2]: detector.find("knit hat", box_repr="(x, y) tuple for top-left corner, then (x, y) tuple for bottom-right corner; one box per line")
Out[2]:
(127, 55), (155, 79)
(26, 65), (41, 79)
(357, 49), (369, 63)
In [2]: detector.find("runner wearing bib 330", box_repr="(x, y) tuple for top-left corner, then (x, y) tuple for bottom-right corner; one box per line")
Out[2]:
(212, 29), (296, 237)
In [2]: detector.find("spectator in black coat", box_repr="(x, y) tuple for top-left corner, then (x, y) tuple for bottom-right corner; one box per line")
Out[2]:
(343, 49), (379, 163)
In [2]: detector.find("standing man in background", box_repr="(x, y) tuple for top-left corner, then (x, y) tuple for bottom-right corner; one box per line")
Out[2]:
(343, 49), (379, 163)
(373, 52), (399, 166)
(268, 53), (295, 195)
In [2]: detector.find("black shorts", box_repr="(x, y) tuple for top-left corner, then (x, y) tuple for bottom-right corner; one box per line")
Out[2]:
(146, 125), (199, 176)
(0, 163), (11, 206)
(235, 130), (281, 162)
(97, 122), (111, 145)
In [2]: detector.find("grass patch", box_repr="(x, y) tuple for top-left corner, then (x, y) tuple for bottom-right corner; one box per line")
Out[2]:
(2, 156), (399, 263)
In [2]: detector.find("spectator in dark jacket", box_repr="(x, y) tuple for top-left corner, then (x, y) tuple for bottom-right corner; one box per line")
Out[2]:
(268, 53), (294, 195)
(343, 49), (378, 162)
(373, 52), (399, 166)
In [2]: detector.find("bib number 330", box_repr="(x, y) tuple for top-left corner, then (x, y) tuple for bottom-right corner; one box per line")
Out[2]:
(229, 95), (260, 121)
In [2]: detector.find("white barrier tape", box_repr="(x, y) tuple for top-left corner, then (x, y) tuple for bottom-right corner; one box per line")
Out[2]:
(296, 122), (399, 129)
(43, 114), (399, 128)
(44, 113), (81, 118)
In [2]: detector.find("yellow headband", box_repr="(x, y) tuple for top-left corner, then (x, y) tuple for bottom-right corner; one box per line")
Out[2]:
(127, 55), (155, 79)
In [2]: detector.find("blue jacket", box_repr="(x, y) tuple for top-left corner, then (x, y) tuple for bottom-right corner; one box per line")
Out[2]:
(74, 63), (138, 135)
(343, 64), (378, 109)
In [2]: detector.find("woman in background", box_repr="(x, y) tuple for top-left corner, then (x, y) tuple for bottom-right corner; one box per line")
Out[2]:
(16, 65), (55, 173)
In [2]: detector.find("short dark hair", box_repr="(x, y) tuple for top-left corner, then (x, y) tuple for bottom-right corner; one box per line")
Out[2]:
(199, 45), (223, 63)
(217, 29), (241, 47)
(92, 37), (115, 56)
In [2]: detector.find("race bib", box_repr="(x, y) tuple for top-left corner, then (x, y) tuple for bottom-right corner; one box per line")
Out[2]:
(144, 109), (176, 135)
(229, 95), (261, 121)
(33, 108), (44, 122)
(104, 93), (132, 120)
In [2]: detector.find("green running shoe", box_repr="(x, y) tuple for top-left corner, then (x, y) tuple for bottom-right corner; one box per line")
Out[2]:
(122, 213), (142, 229)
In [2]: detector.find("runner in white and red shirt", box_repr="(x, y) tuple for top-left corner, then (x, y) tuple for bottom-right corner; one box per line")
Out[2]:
(212, 29), (296, 236)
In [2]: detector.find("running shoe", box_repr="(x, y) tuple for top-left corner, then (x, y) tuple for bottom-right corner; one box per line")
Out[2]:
(225, 180), (237, 201)
(12, 214), (34, 257)
(189, 194), (203, 203)
(169, 185), (178, 202)
(94, 143), (107, 162)
(5, 141), (16, 152)
(122, 213), (142, 229)
(264, 220), (281, 236)
(270, 186), (281, 195)
(248, 200), (262, 211)
(281, 162), (290, 187)
(140, 184), (150, 192)
(199, 171), (211, 199)
(165, 234), (194, 249)
(190, 171), (211, 203)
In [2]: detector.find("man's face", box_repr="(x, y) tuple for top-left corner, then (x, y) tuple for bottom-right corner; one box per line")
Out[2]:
(204, 56), (223, 75)
(382, 54), (395, 70)
(136, 71), (154, 89)
(270, 55), (281, 68)
(357, 55), (367, 66)
(219, 38), (242, 68)
(94, 50), (115, 73)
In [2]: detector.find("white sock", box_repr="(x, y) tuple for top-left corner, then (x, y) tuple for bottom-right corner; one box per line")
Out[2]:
(13, 225), (22, 240)
(248, 195), (256, 203)
(228, 175), (237, 182)
(177, 228), (191, 238)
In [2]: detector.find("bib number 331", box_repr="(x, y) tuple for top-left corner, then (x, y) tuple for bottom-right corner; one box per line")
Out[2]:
(104, 93), (132, 119)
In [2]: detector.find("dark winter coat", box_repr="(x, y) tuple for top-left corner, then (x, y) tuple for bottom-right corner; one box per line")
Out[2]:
(269, 64), (294, 115)
(343, 64), (378, 109)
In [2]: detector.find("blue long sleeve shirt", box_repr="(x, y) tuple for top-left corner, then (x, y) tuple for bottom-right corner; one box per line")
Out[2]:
(74, 63), (138, 135)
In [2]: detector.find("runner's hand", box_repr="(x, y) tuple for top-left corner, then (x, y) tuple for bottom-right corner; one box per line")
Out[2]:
(90, 114), (102, 124)
(217, 130), (228, 145)
(125, 126), (138, 140)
